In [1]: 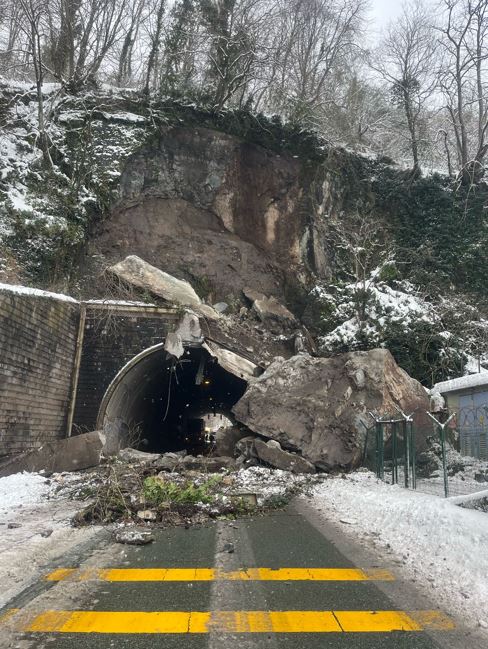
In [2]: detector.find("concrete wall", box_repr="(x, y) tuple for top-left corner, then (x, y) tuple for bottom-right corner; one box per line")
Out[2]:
(0, 287), (80, 457)
(72, 304), (180, 433)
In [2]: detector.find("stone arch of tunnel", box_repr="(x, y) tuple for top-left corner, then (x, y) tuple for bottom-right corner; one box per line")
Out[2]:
(96, 343), (248, 455)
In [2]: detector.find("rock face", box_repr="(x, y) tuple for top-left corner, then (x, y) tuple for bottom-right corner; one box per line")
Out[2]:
(86, 127), (324, 302)
(233, 349), (430, 471)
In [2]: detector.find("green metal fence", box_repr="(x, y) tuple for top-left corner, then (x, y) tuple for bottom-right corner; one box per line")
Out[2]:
(363, 407), (488, 499)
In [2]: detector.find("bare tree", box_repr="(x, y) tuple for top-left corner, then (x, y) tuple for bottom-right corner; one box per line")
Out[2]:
(116, 0), (146, 87)
(44, 0), (128, 90)
(143, 0), (166, 95)
(372, 0), (437, 174)
(266, 0), (366, 125)
(199, 0), (272, 110)
(16, 0), (54, 169)
(159, 0), (200, 96)
(437, 0), (488, 182)
(331, 214), (391, 327)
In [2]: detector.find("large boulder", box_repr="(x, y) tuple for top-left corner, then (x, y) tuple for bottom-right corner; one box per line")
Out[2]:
(108, 255), (218, 319)
(0, 431), (105, 477)
(233, 349), (430, 472)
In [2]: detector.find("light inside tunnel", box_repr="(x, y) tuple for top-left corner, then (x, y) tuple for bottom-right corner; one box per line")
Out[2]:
(99, 346), (247, 455)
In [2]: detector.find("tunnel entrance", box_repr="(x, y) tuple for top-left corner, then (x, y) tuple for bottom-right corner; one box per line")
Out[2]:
(97, 345), (248, 455)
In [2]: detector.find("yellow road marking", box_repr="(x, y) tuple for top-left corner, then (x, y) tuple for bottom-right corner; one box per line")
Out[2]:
(16, 610), (454, 634)
(45, 567), (395, 582)
(0, 608), (20, 627)
(209, 611), (341, 633)
(335, 611), (422, 632)
(409, 610), (457, 631)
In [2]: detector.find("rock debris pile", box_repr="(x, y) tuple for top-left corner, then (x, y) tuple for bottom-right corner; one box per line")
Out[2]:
(63, 452), (319, 529)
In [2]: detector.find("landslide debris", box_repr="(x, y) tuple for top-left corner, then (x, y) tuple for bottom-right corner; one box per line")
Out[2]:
(64, 455), (319, 528)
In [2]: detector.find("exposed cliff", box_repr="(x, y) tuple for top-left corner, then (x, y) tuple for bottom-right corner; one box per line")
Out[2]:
(1, 82), (487, 383)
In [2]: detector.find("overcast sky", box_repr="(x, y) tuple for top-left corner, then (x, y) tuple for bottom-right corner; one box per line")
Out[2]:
(369, 0), (404, 29)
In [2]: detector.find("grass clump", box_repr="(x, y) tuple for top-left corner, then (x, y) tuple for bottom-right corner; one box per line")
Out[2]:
(143, 475), (222, 506)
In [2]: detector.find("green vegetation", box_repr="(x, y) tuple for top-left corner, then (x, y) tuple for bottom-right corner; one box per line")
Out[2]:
(143, 475), (223, 506)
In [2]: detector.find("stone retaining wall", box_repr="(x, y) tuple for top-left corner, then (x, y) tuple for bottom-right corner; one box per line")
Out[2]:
(0, 287), (80, 456)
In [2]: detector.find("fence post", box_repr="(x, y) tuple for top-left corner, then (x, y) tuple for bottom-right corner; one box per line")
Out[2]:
(393, 406), (417, 490)
(369, 412), (385, 480)
(403, 418), (409, 488)
(409, 420), (417, 490)
(392, 421), (398, 485)
(426, 412), (456, 498)
(379, 421), (384, 480)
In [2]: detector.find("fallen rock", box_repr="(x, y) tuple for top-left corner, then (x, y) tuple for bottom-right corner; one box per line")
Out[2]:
(182, 456), (236, 472)
(137, 510), (158, 521)
(214, 426), (249, 457)
(0, 431), (105, 478)
(235, 436), (259, 460)
(175, 311), (203, 343)
(108, 255), (218, 319)
(253, 297), (297, 331)
(118, 448), (161, 464)
(114, 528), (155, 545)
(242, 286), (297, 331)
(243, 287), (267, 304)
(164, 331), (185, 359)
(233, 349), (430, 472)
(154, 452), (185, 472)
(254, 439), (316, 474)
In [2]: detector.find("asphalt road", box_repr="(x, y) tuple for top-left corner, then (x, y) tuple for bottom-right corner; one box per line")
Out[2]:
(0, 502), (464, 649)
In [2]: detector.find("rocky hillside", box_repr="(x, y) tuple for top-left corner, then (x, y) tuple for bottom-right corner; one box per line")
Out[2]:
(1, 80), (487, 384)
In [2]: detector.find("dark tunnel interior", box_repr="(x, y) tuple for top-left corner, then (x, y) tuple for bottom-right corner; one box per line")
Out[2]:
(101, 347), (248, 455)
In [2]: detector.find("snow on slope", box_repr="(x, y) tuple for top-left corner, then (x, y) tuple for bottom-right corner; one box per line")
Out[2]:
(310, 471), (488, 635)
(317, 280), (437, 351)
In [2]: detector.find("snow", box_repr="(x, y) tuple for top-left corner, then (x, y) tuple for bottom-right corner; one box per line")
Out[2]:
(85, 299), (156, 307)
(233, 466), (316, 505)
(99, 111), (146, 124)
(0, 472), (50, 508)
(0, 282), (78, 303)
(310, 471), (488, 634)
(0, 470), (99, 608)
(317, 280), (436, 352)
(448, 488), (488, 505)
(434, 372), (488, 395)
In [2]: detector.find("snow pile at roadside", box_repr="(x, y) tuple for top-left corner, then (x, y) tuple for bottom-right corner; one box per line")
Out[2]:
(310, 471), (488, 632)
(0, 471), (51, 509)
(0, 470), (99, 608)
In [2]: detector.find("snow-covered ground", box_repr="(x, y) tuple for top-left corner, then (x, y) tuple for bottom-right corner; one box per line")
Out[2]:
(0, 472), (99, 608)
(310, 471), (488, 637)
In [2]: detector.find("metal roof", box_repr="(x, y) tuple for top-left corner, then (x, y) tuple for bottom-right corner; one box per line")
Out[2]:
(434, 372), (488, 394)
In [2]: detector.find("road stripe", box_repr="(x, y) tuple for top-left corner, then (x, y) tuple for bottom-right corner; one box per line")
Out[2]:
(45, 567), (395, 582)
(1, 609), (455, 634)
(0, 609), (20, 626)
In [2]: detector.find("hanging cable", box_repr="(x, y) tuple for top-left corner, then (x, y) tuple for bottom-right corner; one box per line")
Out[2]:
(162, 361), (175, 422)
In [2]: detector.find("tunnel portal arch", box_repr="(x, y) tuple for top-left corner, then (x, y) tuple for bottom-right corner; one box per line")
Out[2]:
(97, 343), (249, 455)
